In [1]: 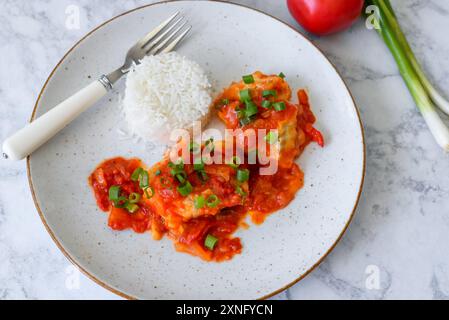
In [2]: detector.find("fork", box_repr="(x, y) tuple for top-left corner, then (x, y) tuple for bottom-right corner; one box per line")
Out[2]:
(2, 12), (191, 160)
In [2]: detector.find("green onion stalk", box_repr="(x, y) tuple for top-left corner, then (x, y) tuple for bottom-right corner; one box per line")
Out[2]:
(366, 0), (449, 151)
(376, 0), (449, 116)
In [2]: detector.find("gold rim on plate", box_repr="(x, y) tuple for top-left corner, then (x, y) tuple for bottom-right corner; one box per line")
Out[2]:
(26, 0), (366, 300)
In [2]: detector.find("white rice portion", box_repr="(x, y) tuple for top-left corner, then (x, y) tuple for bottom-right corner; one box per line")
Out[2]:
(123, 52), (212, 143)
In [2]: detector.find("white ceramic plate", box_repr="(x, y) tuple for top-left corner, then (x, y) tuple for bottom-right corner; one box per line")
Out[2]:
(28, 0), (365, 299)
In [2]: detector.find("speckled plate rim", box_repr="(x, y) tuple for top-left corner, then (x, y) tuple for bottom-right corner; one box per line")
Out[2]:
(26, 0), (366, 300)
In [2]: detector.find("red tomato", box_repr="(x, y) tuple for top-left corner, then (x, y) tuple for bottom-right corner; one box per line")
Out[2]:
(287, 0), (364, 36)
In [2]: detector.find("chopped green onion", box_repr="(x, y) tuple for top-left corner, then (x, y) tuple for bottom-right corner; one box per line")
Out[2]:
(242, 74), (255, 84)
(177, 181), (193, 197)
(278, 72), (286, 79)
(194, 195), (205, 209)
(197, 170), (208, 182)
(155, 170), (161, 176)
(194, 161), (205, 171)
(228, 156), (241, 169)
(239, 89), (251, 102)
(131, 168), (143, 181)
(144, 186), (155, 199)
(139, 170), (149, 189)
(262, 90), (277, 98)
(222, 98), (229, 105)
(235, 185), (247, 197)
(265, 131), (278, 145)
(206, 194), (220, 208)
(189, 141), (200, 154)
(168, 159), (184, 169)
(261, 100), (272, 109)
(236, 169), (250, 182)
(108, 185), (127, 208)
(169, 160), (186, 178)
(113, 197), (128, 208)
(239, 117), (252, 127)
(175, 173), (187, 184)
(108, 185), (121, 201)
(273, 102), (286, 111)
(205, 137), (215, 152)
(125, 203), (139, 213)
(204, 234), (218, 250)
(244, 101), (258, 117)
(128, 192), (141, 204)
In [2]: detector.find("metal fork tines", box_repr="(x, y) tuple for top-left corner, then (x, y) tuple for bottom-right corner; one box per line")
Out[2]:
(106, 12), (191, 85)
(139, 12), (191, 56)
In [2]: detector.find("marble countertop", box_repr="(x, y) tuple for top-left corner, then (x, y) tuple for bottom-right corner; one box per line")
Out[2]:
(1, 0), (449, 300)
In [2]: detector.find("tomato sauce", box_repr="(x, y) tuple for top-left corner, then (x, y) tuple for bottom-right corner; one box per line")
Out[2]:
(88, 72), (323, 262)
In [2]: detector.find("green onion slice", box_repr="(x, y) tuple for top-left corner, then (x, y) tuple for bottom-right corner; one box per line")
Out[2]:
(139, 170), (149, 189)
(245, 101), (258, 117)
(261, 100), (272, 109)
(197, 170), (208, 182)
(131, 168), (143, 182)
(279, 72), (286, 79)
(206, 194), (220, 208)
(194, 161), (205, 171)
(236, 169), (250, 182)
(128, 192), (141, 204)
(273, 101), (286, 111)
(144, 186), (155, 199)
(194, 195), (205, 209)
(228, 156), (241, 169)
(108, 185), (121, 201)
(239, 89), (251, 102)
(125, 203), (139, 213)
(189, 141), (201, 154)
(204, 234), (218, 250)
(175, 172), (187, 184)
(113, 197), (128, 209)
(242, 74), (255, 84)
(239, 117), (252, 127)
(222, 99), (229, 105)
(236, 185), (247, 197)
(205, 137), (215, 152)
(265, 131), (278, 145)
(155, 170), (161, 176)
(262, 90), (277, 98)
(177, 181), (193, 197)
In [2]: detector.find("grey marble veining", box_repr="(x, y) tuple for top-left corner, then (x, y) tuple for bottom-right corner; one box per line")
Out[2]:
(1, 0), (449, 299)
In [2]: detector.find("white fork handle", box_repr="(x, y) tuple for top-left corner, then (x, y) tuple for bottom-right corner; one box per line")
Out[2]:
(3, 80), (108, 160)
